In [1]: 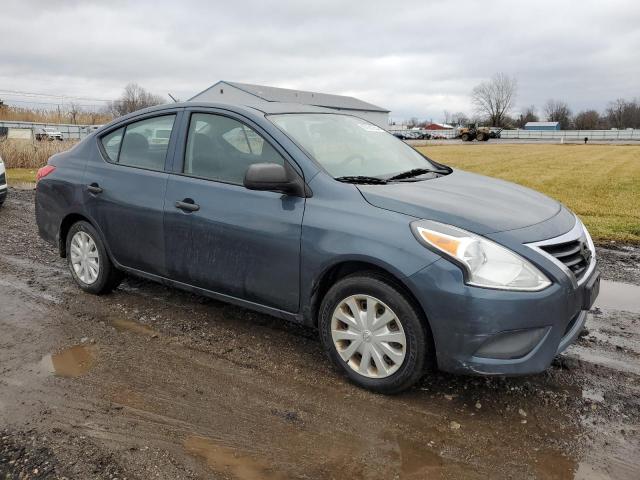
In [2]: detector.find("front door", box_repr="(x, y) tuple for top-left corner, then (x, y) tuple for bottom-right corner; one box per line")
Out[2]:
(163, 111), (304, 312)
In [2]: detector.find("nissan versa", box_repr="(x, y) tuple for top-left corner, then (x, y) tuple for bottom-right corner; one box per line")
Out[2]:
(35, 102), (600, 393)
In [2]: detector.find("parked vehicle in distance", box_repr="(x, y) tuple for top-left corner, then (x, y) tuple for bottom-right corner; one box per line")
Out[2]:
(0, 153), (6, 206)
(35, 127), (64, 141)
(35, 102), (600, 394)
(392, 130), (431, 141)
(456, 124), (492, 141)
(392, 131), (410, 140)
(430, 133), (449, 140)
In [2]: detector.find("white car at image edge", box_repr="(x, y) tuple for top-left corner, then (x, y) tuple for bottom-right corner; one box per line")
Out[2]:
(0, 153), (7, 206)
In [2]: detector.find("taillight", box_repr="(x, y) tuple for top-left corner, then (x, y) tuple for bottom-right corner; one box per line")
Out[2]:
(36, 165), (56, 183)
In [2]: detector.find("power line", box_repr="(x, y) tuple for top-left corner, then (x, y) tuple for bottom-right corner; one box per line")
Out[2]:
(0, 88), (112, 102)
(1, 98), (107, 109)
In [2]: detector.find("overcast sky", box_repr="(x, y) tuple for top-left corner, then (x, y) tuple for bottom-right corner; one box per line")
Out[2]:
(1, 0), (639, 121)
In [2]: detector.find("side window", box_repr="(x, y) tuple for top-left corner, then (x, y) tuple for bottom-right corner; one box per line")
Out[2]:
(101, 127), (124, 162)
(184, 113), (284, 184)
(117, 115), (176, 171)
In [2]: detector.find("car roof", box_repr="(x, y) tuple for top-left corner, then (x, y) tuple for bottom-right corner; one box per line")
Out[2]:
(128, 101), (334, 118)
(95, 101), (343, 135)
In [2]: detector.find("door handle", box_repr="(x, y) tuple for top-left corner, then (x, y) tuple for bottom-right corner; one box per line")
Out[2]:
(87, 183), (103, 194)
(175, 199), (200, 212)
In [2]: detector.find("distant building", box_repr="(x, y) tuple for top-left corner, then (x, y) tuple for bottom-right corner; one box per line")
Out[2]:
(524, 121), (560, 130)
(424, 122), (454, 130)
(189, 81), (390, 128)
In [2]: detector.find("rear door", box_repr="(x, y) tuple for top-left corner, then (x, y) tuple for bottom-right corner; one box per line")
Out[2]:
(85, 111), (181, 276)
(163, 109), (304, 312)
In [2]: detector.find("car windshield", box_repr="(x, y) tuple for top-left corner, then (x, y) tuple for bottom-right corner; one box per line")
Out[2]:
(269, 113), (445, 179)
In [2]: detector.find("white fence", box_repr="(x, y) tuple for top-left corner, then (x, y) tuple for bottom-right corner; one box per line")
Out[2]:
(500, 129), (640, 140)
(389, 128), (640, 141)
(0, 120), (99, 140)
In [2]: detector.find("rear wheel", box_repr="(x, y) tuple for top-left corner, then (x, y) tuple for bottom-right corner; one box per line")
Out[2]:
(66, 221), (123, 294)
(319, 273), (431, 394)
(461, 133), (470, 141)
(476, 133), (485, 141)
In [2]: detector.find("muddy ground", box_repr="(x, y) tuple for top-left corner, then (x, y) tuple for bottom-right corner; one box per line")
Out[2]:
(1, 187), (639, 479)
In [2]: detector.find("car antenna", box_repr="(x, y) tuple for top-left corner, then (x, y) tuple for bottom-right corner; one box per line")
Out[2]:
(168, 93), (179, 103)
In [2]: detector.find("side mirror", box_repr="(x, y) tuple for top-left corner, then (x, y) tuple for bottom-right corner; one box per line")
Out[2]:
(243, 163), (308, 197)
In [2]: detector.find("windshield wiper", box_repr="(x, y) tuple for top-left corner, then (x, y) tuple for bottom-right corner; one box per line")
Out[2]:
(386, 168), (444, 181)
(335, 175), (388, 185)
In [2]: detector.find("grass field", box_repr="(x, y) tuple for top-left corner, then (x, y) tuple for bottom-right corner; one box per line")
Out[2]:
(0, 139), (78, 169)
(418, 144), (640, 244)
(6, 168), (39, 185)
(5, 143), (639, 244)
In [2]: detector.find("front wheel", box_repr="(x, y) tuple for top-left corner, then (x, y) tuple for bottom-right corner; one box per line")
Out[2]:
(319, 273), (431, 394)
(66, 221), (123, 294)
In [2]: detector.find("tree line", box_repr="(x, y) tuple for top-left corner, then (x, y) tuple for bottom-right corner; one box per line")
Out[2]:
(470, 73), (640, 129)
(406, 73), (640, 130)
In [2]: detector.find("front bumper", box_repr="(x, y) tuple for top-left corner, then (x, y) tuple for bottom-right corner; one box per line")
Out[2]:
(406, 256), (598, 376)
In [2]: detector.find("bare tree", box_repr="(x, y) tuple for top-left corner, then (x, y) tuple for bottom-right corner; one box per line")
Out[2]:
(107, 83), (166, 117)
(573, 110), (601, 130)
(606, 98), (640, 129)
(67, 102), (81, 124)
(515, 105), (538, 128)
(407, 117), (420, 128)
(606, 98), (626, 129)
(544, 99), (572, 129)
(471, 73), (517, 127)
(449, 112), (469, 127)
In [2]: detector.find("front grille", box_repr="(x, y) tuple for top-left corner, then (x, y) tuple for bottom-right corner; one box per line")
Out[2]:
(0, 172), (5, 186)
(539, 239), (591, 281)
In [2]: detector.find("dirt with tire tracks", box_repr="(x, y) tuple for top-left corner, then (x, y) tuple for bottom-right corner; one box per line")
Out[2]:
(1, 187), (639, 479)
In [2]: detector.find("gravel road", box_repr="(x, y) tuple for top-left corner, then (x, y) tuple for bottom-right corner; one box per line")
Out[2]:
(1, 187), (639, 479)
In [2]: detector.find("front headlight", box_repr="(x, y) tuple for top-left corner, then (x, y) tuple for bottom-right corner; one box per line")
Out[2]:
(411, 220), (551, 291)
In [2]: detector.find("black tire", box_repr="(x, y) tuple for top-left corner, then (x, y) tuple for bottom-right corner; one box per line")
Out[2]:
(461, 133), (470, 141)
(319, 272), (432, 394)
(476, 133), (485, 141)
(65, 221), (123, 295)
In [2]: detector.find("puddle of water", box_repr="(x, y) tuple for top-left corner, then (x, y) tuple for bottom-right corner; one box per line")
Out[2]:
(41, 345), (94, 377)
(595, 280), (640, 314)
(184, 435), (285, 480)
(112, 318), (159, 337)
(398, 437), (444, 477)
(533, 449), (577, 479)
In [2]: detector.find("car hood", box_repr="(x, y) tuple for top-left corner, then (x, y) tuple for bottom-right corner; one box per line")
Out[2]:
(357, 169), (562, 235)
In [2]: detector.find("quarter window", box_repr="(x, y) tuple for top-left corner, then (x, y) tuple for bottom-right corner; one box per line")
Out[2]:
(101, 127), (124, 162)
(102, 115), (176, 171)
(184, 113), (284, 184)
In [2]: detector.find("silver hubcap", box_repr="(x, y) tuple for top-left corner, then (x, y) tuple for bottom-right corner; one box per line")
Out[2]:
(70, 231), (100, 285)
(331, 295), (407, 379)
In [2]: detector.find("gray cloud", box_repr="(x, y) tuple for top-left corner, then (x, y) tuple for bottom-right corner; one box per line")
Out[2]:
(1, 0), (639, 120)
